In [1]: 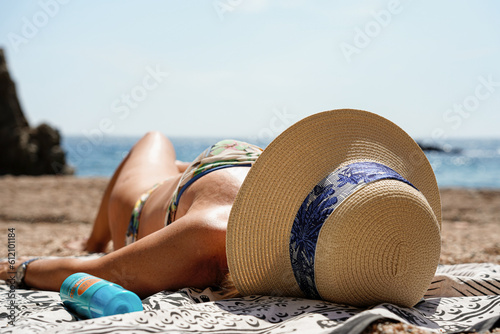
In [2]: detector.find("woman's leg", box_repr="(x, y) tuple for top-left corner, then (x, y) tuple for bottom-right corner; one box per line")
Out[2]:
(84, 154), (129, 252)
(107, 131), (179, 250)
(85, 131), (179, 252)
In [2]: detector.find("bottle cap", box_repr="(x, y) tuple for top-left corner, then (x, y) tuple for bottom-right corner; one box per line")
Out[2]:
(90, 283), (143, 318)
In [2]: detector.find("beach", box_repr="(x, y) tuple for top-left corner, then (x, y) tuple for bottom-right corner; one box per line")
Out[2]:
(1, 175), (499, 333)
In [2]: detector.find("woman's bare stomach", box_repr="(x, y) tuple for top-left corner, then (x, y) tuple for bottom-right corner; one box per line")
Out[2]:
(137, 167), (251, 240)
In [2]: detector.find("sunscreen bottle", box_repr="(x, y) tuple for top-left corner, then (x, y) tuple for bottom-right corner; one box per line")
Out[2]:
(60, 272), (143, 319)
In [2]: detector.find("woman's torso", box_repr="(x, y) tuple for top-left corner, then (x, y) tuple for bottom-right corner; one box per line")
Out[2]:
(137, 166), (252, 240)
(136, 139), (262, 238)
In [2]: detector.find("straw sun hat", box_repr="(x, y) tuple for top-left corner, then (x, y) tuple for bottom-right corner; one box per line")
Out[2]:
(227, 109), (441, 308)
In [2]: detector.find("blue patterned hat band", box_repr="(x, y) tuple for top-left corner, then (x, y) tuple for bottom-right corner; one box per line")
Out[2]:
(289, 161), (417, 299)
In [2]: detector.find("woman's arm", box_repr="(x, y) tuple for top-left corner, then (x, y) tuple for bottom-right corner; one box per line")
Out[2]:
(9, 207), (228, 298)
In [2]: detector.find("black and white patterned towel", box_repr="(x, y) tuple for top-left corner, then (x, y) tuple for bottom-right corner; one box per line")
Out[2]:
(1, 263), (499, 334)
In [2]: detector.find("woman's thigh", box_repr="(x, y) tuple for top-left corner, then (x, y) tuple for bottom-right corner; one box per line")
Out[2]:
(108, 131), (180, 247)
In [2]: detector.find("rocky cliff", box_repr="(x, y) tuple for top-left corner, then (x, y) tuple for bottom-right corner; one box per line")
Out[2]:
(0, 48), (73, 175)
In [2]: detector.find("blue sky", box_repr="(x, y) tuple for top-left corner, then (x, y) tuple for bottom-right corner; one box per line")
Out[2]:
(0, 0), (499, 140)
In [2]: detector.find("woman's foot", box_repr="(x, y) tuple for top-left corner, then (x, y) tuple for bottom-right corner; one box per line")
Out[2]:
(84, 238), (110, 253)
(63, 237), (87, 251)
(64, 237), (109, 253)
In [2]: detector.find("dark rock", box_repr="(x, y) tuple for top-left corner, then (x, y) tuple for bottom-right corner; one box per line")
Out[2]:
(0, 48), (73, 175)
(417, 141), (462, 154)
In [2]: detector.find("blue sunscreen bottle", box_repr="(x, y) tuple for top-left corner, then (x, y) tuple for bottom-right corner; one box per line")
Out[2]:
(60, 273), (143, 319)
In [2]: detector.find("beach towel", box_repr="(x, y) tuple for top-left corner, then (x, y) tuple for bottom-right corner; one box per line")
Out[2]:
(1, 262), (499, 334)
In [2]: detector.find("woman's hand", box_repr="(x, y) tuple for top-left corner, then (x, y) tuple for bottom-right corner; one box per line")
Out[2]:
(1, 257), (85, 291)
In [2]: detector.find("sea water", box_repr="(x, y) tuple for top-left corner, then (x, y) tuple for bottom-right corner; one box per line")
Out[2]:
(61, 136), (500, 189)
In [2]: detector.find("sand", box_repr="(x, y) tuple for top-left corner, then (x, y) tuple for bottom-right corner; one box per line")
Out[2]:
(1, 175), (499, 333)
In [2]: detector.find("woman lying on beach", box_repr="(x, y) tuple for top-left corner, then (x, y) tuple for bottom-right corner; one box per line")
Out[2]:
(2, 109), (449, 308)
(1, 132), (262, 298)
